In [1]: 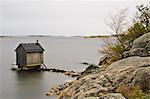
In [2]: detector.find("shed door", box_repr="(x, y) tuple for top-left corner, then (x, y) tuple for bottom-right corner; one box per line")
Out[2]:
(27, 53), (43, 66)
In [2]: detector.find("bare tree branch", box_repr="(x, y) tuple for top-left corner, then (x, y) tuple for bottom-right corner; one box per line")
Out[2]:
(106, 8), (128, 48)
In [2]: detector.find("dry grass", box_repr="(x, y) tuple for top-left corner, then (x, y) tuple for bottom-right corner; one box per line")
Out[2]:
(116, 85), (150, 99)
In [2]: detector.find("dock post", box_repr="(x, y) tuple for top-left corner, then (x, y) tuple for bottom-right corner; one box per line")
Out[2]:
(42, 64), (47, 69)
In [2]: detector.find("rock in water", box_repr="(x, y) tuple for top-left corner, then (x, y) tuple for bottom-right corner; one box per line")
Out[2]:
(132, 32), (150, 49)
(81, 65), (99, 76)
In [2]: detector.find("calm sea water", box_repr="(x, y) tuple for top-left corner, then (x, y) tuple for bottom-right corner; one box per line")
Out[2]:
(0, 36), (106, 99)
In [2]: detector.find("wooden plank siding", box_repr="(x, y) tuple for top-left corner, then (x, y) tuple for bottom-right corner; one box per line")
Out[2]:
(26, 52), (43, 66)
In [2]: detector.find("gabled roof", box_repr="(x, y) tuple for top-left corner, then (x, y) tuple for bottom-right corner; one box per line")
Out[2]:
(15, 43), (44, 52)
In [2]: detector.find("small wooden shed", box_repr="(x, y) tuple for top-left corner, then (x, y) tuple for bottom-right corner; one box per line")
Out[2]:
(15, 41), (44, 69)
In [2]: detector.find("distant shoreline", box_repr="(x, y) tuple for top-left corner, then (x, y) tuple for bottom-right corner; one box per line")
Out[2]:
(83, 35), (115, 38)
(0, 35), (115, 38)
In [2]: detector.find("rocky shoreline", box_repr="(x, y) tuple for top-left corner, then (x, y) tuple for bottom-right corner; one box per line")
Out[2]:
(46, 64), (100, 97)
(46, 32), (150, 99)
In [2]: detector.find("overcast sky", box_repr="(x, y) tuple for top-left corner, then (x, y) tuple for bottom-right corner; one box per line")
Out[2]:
(0, 0), (148, 36)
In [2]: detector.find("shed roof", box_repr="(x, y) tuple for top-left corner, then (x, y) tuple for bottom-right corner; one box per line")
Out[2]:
(15, 43), (44, 52)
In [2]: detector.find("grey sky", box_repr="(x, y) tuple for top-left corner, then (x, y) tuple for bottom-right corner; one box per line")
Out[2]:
(0, 0), (148, 36)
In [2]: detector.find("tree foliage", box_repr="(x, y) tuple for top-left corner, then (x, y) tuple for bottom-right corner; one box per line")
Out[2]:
(121, 22), (148, 43)
(136, 3), (150, 31)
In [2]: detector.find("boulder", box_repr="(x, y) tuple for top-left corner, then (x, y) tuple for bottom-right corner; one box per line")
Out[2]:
(131, 32), (150, 49)
(132, 67), (150, 93)
(81, 65), (100, 76)
(98, 55), (110, 65)
(106, 56), (150, 93)
(123, 32), (150, 57)
(64, 71), (80, 77)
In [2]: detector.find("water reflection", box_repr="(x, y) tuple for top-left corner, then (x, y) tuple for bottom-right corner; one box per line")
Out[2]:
(15, 71), (44, 81)
(14, 71), (44, 99)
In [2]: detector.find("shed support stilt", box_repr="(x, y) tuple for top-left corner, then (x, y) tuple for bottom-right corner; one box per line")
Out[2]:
(42, 64), (47, 69)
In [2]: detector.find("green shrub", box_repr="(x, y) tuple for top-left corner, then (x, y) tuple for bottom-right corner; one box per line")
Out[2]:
(108, 44), (125, 63)
(121, 22), (149, 43)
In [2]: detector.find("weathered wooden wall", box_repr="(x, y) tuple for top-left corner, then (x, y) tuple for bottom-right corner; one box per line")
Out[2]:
(26, 52), (43, 66)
